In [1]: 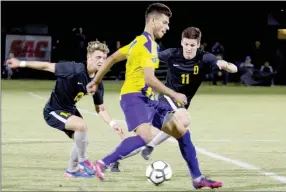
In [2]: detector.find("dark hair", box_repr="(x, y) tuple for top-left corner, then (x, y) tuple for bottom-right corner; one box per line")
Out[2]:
(182, 27), (202, 43)
(145, 3), (172, 19)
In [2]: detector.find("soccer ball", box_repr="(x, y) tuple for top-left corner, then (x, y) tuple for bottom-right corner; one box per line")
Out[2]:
(145, 160), (172, 185)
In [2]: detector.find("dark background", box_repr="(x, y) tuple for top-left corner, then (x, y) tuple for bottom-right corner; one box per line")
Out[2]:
(1, 1), (286, 83)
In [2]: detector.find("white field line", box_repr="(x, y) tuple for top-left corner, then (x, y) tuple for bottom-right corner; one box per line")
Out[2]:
(27, 92), (282, 143)
(170, 137), (286, 183)
(12, 92), (285, 184)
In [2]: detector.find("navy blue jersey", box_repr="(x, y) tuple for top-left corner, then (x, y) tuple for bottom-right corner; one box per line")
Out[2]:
(159, 48), (218, 101)
(44, 62), (104, 112)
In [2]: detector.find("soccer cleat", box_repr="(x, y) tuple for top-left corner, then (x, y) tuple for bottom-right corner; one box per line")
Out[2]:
(79, 160), (96, 175)
(110, 161), (121, 172)
(64, 169), (93, 178)
(192, 177), (223, 189)
(93, 161), (107, 180)
(141, 146), (154, 160)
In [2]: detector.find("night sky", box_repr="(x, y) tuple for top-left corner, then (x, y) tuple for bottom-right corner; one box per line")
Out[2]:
(2, 1), (285, 61)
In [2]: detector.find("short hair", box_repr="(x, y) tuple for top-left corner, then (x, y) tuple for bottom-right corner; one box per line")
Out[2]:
(145, 3), (172, 19)
(87, 41), (109, 55)
(182, 27), (202, 43)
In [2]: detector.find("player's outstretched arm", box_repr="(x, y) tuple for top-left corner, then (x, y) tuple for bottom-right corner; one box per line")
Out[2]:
(92, 51), (126, 85)
(95, 104), (125, 139)
(6, 58), (55, 73)
(143, 67), (187, 105)
(203, 53), (237, 73)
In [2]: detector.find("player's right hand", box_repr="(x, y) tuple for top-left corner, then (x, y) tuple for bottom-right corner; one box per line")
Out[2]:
(173, 92), (187, 106)
(86, 81), (98, 95)
(6, 58), (20, 68)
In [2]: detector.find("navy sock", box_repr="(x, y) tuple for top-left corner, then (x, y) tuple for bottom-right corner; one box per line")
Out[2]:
(177, 130), (202, 179)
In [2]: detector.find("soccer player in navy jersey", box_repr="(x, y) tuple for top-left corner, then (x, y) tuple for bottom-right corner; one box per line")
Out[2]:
(7, 41), (125, 178)
(141, 27), (237, 176)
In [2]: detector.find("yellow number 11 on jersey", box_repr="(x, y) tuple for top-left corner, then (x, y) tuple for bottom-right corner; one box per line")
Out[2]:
(181, 74), (190, 84)
(181, 65), (199, 84)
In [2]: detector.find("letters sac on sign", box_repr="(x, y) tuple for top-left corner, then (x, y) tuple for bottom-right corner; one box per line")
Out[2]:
(5, 34), (52, 61)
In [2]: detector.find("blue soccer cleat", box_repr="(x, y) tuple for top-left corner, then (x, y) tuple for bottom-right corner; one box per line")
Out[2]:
(64, 169), (93, 178)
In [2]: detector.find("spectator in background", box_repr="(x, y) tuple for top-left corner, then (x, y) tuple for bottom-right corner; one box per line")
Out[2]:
(260, 61), (273, 73)
(116, 41), (121, 50)
(260, 61), (274, 86)
(240, 56), (254, 69)
(211, 41), (225, 58)
(111, 41), (123, 80)
(251, 41), (264, 69)
(200, 42), (208, 51)
(239, 56), (273, 86)
(72, 27), (87, 62)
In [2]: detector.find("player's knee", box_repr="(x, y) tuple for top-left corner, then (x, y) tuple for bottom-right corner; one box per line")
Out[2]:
(75, 122), (87, 132)
(174, 109), (191, 128)
(179, 116), (191, 128)
(66, 115), (87, 132)
(135, 123), (153, 143)
(71, 118), (87, 132)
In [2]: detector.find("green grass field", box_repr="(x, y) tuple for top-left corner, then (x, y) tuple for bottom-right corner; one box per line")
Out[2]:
(2, 80), (286, 191)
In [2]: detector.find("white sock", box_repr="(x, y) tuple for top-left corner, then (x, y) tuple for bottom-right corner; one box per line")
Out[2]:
(67, 143), (79, 172)
(147, 131), (170, 148)
(120, 146), (145, 160)
(193, 175), (204, 182)
(74, 131), (88, 162)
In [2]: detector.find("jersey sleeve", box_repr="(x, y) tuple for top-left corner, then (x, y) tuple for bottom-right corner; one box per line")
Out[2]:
(55, 62), (85, 78)
(92, 82), (104, 105)
(202, 52), (219, 70)
(118, 43), (131, 57)
(158, 48), (173, 64)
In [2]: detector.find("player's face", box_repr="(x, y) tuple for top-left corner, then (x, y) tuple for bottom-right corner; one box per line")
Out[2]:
(87, 50), (107, 72)
(181, 38), (200, 59)
(153, 14), (170, 39)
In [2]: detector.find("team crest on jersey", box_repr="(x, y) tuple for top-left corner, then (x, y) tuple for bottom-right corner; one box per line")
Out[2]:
(152, 58), (157, 63)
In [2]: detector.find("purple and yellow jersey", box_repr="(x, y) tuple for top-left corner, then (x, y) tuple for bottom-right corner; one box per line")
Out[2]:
(118, 32), (159, 97)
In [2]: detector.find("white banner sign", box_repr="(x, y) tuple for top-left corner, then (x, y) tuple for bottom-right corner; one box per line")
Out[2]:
(5, 34), (52, 61)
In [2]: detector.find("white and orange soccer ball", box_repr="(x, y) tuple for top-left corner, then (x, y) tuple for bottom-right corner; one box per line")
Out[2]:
(145, 160), (172, 185)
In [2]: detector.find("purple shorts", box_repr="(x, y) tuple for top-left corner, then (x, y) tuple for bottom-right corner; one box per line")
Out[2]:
(120, 93), (173, 132)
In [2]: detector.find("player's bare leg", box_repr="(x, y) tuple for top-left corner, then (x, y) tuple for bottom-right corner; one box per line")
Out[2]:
(93, 123), (153, 180)
(142, 108), (190, 160)
(160, 113), (223, 189)
(64, 115), (95, 178)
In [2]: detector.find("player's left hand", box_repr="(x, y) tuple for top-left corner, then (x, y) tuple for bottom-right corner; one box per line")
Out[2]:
(216, 60), (228, 70)
(111, 123), (125, 139)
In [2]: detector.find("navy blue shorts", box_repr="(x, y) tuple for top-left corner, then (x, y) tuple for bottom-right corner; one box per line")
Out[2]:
(43, 108), (82, 139)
